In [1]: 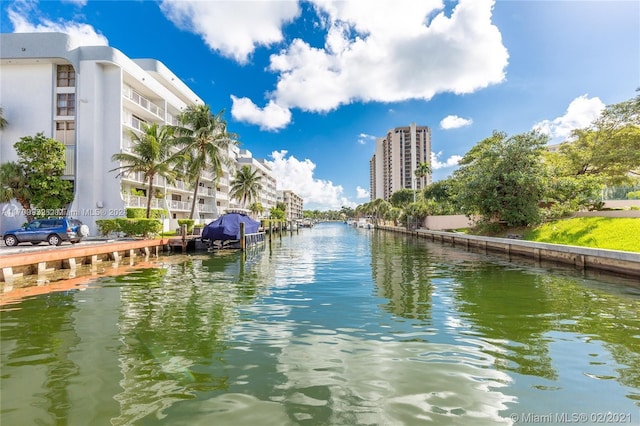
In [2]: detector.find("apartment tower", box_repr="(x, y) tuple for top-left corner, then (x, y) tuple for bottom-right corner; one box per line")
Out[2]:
(370, 123), (432, 201)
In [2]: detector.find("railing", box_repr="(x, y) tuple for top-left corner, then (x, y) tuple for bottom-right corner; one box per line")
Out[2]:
(244, 232), (265, 247)
(123, 194), (164, 209)
(198, 186), (214, 196)
(63, 145), (75, 176)
(170, 200), (191, 211)
(123, 85), (165, 118)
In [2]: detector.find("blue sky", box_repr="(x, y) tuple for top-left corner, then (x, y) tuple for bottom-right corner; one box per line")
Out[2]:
(1, 0), (638, 210)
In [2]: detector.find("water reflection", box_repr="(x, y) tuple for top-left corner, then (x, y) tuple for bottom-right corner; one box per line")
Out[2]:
(1, 224), (639, 425)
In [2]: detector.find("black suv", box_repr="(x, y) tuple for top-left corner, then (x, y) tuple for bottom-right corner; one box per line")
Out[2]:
(3, 218), (90, 246)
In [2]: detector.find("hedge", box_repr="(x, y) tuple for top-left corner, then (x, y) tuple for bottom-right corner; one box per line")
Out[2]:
(96, 218), (161, 238)
(126, 207), (169, 219)
(177, 219), (195, 233)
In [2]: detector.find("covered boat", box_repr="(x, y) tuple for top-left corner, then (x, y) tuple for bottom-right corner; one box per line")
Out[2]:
(201, 212), (260, 242)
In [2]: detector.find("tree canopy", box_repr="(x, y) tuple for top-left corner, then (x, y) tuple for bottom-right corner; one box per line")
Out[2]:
(451, 130), (549, 227)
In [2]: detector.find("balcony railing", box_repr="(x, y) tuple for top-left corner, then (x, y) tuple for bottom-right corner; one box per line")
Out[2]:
(123, 85), (165, 118)
(63, 145), (75, 176)
(170, 200), (191, 211)
(123, 194), (164, 210)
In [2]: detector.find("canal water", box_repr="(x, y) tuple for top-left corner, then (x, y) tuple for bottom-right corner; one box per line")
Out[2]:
(1, 222), (639, 425)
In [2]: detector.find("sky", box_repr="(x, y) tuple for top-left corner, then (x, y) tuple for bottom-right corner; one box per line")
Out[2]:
(1, 0), (638, 211)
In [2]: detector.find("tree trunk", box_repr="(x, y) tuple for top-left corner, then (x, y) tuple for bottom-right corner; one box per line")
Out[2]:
(189, 174), (200, 219)
(146, 177), (154, 219)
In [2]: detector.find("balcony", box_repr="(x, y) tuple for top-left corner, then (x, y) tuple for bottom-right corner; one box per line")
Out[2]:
(170, 200), (191, 211)
(123, 85), (165, 118)
(63, 145), (75, 176)
(198, 186), (214, 196)
(123, 194), (164, 210)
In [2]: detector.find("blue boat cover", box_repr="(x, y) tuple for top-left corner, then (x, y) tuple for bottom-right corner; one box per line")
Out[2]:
(201, 213), (260, 241)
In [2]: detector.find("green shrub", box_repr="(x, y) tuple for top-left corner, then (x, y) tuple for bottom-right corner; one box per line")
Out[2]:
(96, 219), (120, 236)
(95, 218), (160, 238)
(177, 219), (195, 233)
(126, 208), (169, 219)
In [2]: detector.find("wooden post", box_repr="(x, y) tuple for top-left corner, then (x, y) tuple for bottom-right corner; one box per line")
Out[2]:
(240, 222), (246, 251)
(279, 220), (283, 239)
(181, 224), (187, 254)
(269, 221), (273, 243)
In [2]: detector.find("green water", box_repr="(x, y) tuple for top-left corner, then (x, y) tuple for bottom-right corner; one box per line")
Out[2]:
(1, 223), (639, 425)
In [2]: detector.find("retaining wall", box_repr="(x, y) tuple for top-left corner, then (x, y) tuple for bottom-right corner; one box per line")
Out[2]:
(0, 239), (167, 283)
(378, 226), (640, 278)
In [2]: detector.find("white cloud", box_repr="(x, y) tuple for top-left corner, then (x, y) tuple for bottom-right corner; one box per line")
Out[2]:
(357, 133), (376, 145)
(8, 0), (108, 47)
(533, 95), (605, 141)
(265, 150), (356, 210)
(230, 96), (292, 131)
(233, 0), (507, 128)
(356, 186), (370, 199)
(159, 0), (300, 64)
(431, 151), (462, 169)
(440, 115), (473, 129)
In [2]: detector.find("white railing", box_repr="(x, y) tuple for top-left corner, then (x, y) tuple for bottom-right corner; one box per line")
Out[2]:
(123, 194), (163, 209)
(170, 200), (191, 211)
(63, 145), (75, 176)
(198, 187), (214, 196)
(123, 85), (164, 118)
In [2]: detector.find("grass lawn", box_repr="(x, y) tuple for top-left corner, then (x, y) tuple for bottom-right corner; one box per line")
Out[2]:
(523, 217), (640, 253)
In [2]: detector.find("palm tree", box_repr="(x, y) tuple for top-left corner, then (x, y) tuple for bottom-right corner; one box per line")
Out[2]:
(173, 105), (238, 219)
(0, 162), (32, 220)
(230, 165), (263, 208)
(110, 122), (180, 218)
(414, 161), (431, 200)
(0, 107), (8, 129)
(249, 201), (264, 218)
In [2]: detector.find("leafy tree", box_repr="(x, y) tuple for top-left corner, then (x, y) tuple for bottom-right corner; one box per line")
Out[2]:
(557, 94), (640, 185)
(13, 133), (74, 215)
(230, 165), (263, 208)
(0, 162), (32, 219)
(542, 150), (605, 217)
(451, 130), (549, 227)
(423, 178), (461, 215)
(173, 105), (238, 219)
(111, 123), (180, 218)
(389, 188), (415, 209)
(269, 207), (285, 220)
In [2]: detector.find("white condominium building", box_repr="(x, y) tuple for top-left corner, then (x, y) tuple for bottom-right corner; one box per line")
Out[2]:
(277, 190), (304, 221)
(0, 32), (223, 233)
(235, 149), (278, 215)
(370, 123), (432, 202)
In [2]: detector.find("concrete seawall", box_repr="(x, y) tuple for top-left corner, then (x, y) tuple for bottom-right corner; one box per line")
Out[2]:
(0, 239), (167, 283)
(378, 226), (640, 278)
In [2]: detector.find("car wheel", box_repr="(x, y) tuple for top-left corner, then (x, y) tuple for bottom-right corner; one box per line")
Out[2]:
(47, 234), (62, 246)
(4, 235), (18, 247)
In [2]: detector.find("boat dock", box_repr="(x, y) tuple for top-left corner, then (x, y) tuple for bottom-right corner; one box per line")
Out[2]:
(0, 238), (167, 284)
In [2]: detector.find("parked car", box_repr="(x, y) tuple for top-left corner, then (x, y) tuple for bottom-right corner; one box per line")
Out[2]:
(2, 218), (90, 246)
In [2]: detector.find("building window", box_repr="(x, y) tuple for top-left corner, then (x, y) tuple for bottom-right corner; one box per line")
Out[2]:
(55, 121), (75, 145)
(57, 65), (75, 87)
(57, 93), (75, 116)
